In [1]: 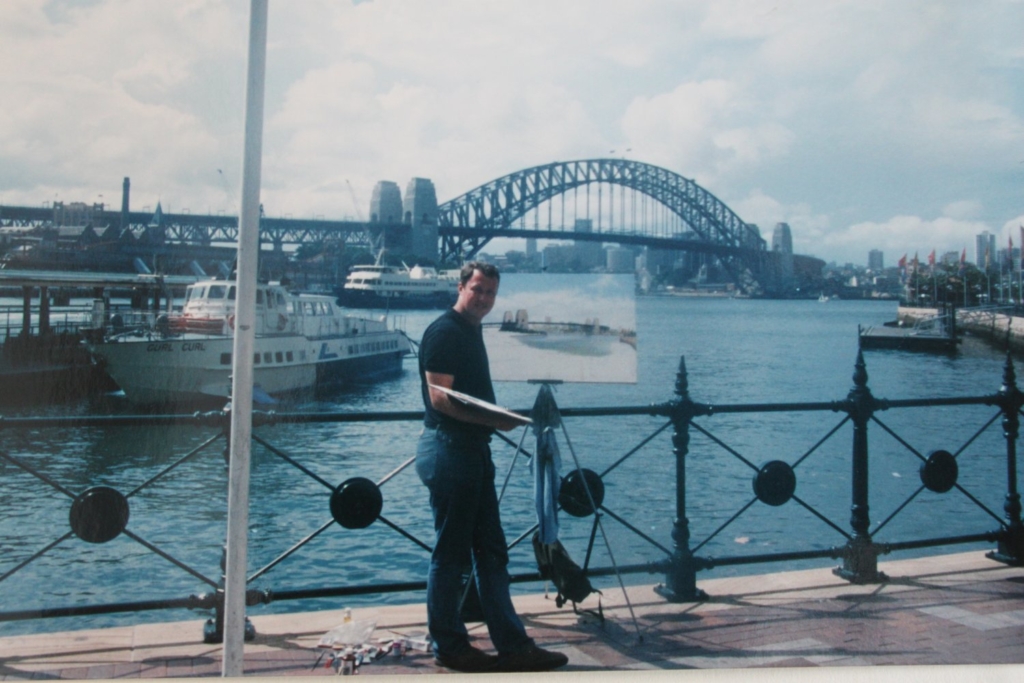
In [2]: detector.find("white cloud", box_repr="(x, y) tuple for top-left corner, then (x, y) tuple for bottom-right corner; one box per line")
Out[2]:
(819, 215), (989, 265)
(943, 201), (983, 221)
(621, 80), (795, 185)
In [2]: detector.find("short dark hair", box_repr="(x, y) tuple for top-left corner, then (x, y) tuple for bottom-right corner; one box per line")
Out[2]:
(460, 261), (500, 285)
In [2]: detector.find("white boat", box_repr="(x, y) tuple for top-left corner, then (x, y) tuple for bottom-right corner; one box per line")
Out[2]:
(336, 262), (460, 309)
(86, 279), (412, 406)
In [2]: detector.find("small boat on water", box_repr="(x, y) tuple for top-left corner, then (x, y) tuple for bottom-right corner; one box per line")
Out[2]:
(858, 312), (959, 353)
(86, 279), (412, 406)
(335, 262), (460, 309)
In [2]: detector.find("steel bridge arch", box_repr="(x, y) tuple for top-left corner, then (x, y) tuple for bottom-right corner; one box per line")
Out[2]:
(437, 158), (774, 292)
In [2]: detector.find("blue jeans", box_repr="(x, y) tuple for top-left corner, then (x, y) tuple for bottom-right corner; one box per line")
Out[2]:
(416, 427), (533, 657)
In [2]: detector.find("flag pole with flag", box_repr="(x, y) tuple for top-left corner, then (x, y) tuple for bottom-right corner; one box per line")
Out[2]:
(985, 247), (992, 303)
(1010, 234), (1015, 304)
(928, 250), (936, 304)
(1019, 226), (1024, 305)
(960, 248), (967, 306)
(913, 252), (919, 303)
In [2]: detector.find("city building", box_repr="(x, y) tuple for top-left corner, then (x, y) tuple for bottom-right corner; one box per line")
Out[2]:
(606, 246), (635, 273)
(526, 237), (537, 263)
(573, 218), (605, 271)
(868, 249), (884, 271)
(941, 251), (960, 266)
(976, 231), (996, 268)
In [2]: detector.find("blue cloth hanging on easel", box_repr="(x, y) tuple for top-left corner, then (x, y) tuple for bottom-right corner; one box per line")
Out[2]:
(530, 383), (561, 545)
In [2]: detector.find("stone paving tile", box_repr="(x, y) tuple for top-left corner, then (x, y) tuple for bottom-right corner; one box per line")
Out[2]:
(1, 551), (1023, 678)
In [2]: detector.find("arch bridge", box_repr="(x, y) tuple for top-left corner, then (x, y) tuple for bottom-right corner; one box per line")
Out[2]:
(437, 159), (780, 294)
(0, 160), (785, 293)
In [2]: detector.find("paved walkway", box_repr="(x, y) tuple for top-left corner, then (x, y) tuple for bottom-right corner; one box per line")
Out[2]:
(1, 550), (1022, 680)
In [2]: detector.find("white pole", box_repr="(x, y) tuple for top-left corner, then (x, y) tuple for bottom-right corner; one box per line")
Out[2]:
(223, 0), (268, 677)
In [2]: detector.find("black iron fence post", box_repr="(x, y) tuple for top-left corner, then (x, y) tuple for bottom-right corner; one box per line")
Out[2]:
(834, 350), (887, 583)
(656, 356), (708, 602)
(989, 352), (1024, 566)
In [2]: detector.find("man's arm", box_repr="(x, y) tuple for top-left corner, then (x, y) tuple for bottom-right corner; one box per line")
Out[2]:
(425, 371), (522, 432)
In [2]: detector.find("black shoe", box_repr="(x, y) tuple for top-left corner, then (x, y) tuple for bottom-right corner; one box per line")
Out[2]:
(496, 644), (569, 672)
(434, 645), (499, 673)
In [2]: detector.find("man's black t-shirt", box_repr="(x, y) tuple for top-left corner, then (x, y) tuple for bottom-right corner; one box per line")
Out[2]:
(419, 308), (495, 438)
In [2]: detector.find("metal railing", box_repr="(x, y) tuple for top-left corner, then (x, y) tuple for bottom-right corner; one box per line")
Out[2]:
(0, 304), (94, 340)
(0, 351), (1021, 642)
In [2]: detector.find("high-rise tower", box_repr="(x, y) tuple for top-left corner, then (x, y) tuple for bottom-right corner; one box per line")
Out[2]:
(868, 249), (884, 271)
(976, 231), (996, 267)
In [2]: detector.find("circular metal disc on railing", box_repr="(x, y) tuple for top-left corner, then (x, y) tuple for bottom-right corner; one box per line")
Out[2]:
(920, 449), (958, 493)
(752, 461), (796, 506)
(69, 486), (130, 544)
(559, 468), (605, 517)
(330, 477), (383, 529)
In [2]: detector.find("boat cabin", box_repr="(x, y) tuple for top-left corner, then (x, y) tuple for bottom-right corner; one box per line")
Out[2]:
(172, 280), (343, 336)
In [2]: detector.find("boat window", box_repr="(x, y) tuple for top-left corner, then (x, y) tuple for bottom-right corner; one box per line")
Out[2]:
(184, 286), (195, 303)
(220, 353), (231, 365)
(275, 351), (283, 363)
(304, 301), (316, 316)
(264, 352), (272, 363)
(286, 351), (294, 362)
(209, 285), (227, 299)
(256, 290), (265, 305)
(276, 292), (286, 307)
(228, 286), (236, 300)
(253, 354), (260, 365)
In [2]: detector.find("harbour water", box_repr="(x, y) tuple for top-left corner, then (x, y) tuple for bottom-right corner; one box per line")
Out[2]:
(0, 292), (1017, 637)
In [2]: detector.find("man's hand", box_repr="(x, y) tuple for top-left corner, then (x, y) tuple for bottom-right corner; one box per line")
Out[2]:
(492, 414), (525, 432)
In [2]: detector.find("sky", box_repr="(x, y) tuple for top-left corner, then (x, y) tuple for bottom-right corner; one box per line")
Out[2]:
(1, 0), (1023, 267)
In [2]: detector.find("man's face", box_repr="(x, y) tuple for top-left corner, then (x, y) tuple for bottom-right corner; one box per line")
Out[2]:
(455, 269), (499, 325)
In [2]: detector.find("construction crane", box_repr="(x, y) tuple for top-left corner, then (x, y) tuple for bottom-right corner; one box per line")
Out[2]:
(343, 179), (383, 260)
(345, 179), (365, 221)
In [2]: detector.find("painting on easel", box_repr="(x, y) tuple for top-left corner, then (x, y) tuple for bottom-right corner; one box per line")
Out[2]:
(484, 273), (636, 384)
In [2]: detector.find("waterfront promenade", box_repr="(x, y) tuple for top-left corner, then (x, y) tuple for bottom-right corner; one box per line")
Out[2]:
(1, 550), (1021, 680)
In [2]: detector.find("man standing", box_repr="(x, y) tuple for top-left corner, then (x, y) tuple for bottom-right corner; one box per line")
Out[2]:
(416, 261), (569, 673)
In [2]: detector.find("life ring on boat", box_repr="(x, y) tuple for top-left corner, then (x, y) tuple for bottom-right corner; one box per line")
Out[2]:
(277, 313), (288, 330)
(226, 314), (235, 330)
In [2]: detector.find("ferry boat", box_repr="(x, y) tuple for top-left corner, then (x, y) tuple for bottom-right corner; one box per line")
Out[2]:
(86, 279), (412, 406)
(335, 262), (460, 309)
